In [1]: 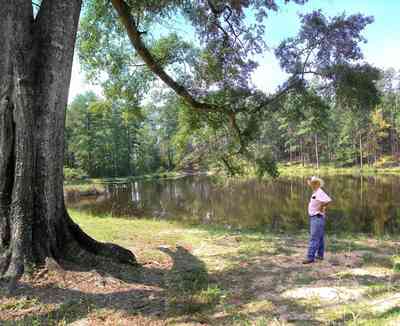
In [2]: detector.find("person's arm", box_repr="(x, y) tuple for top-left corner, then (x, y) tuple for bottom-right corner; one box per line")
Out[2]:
(317, 190), (332, 214)
(320, 202), (330, 214)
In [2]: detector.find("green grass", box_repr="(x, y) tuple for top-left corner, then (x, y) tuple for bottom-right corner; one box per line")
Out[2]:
(321, 300), (400, 326)
(392, 255), (400, 273)
(277, 161), (400, 177)
(3, 210), (400, 325)
(0, 296), (40, 312)
(3, 299), (95, 326)
(354, 307), (400, 326)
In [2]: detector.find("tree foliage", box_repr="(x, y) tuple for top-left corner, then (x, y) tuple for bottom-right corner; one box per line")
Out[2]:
(76, 0), (382, 176)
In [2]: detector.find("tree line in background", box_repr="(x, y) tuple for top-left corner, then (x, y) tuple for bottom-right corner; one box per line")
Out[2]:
(65, 91), (181, 178)
(263, 68), (399, 169)
(65, 68), (399, 179)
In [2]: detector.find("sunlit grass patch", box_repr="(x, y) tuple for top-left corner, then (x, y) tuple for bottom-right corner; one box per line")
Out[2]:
(277, 162), (400, 177)
(0, 296), (40, 312)
(295, 273), (315, 285)
(70, 209), (186, 244)
(166, 275), (223, 314)
(317, 289), (400, 325)
(2, 298), (95, 326)
(318, 300), (372, 324)
(392, 255), (400, 273)
(240, 299), (274, 314)
(365, 284), (400, 298)
(353, 307), (400, 326)
(361, 253), (393, 268)
(340, 305), (400, 326)
(328, 237), (383, 255)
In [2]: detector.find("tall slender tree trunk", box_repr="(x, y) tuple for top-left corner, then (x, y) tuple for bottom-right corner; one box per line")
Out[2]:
(0, 0), (135, 290)
(167, 147), (174, 171)
(360, 174), (364, 209)
(85, 108), (94, 176)
(396, 96), (400, 161)
(327, 135), (332, 162)
(126, 126), (135, 176)
(300, 138), (305, 167)
(391, 108), (395, 157)
(359, 134), (363, 169)
(315, 134), (319, 169)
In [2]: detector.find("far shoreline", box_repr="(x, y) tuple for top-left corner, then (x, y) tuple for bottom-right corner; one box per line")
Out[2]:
(63, 165), (400, 197)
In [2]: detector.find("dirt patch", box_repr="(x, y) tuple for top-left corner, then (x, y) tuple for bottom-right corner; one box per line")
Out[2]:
(371, 293), (400, 314)
(282, 286), (366, 303)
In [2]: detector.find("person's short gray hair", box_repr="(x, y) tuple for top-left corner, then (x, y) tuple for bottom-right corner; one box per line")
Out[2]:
(309, 176), (324, 187)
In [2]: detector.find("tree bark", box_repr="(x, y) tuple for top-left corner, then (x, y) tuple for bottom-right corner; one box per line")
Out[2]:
(359, 133), (363, 169)
(85, 108), (94, 176)
(126, 126), (135, 176)
(314, 134), (319, 169)
(300, 138), (304, 167)
(0, 0), (136, 290)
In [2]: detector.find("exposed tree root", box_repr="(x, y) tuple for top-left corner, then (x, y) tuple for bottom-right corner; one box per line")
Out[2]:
(66, 210), (137, 266)
(0, 214), (137, 293)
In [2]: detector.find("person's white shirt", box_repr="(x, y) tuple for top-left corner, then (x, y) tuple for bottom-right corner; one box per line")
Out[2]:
(308, 188), (332, 216)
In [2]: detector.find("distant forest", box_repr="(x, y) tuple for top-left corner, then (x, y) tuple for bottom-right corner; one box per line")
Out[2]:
(65, 68), (399, 179)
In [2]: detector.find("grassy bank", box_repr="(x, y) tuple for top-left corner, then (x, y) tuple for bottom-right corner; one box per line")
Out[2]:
(278, 163), (400, 177)
(278, 155), (400, 177)
(2, 211), (400, 325)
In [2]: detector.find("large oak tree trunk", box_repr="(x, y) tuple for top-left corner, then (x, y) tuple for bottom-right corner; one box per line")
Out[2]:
(0, 0), (136, 290)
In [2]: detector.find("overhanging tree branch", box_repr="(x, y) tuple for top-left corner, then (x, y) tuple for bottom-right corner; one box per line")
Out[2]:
(111, 0), (250, 151)
(110, 0), (299, 154)
(111, 0), (221, 114)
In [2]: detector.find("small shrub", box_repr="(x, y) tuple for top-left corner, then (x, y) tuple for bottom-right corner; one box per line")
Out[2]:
(199, 285), (224, 305)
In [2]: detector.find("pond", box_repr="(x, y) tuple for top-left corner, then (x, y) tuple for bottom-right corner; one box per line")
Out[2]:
(66, 175), (400, 235)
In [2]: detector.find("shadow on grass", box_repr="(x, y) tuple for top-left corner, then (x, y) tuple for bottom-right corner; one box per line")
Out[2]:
(329, 305), (400, 325)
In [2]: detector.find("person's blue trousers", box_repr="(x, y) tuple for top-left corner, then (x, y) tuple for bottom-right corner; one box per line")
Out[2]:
(307, 214), (325, 261)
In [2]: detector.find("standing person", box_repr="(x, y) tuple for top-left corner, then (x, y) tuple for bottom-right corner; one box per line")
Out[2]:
(303, 176), (332, 264)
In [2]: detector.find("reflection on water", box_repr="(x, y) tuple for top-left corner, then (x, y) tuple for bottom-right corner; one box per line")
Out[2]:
(66, 175), (400, 235)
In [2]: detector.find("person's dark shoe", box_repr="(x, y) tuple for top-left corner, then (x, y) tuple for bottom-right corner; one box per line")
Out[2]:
(316, 256), (324, 261)
(302, 259), (314, 264)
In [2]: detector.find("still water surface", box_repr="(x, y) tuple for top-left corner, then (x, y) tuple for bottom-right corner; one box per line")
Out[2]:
(66, 175), (400, 235)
